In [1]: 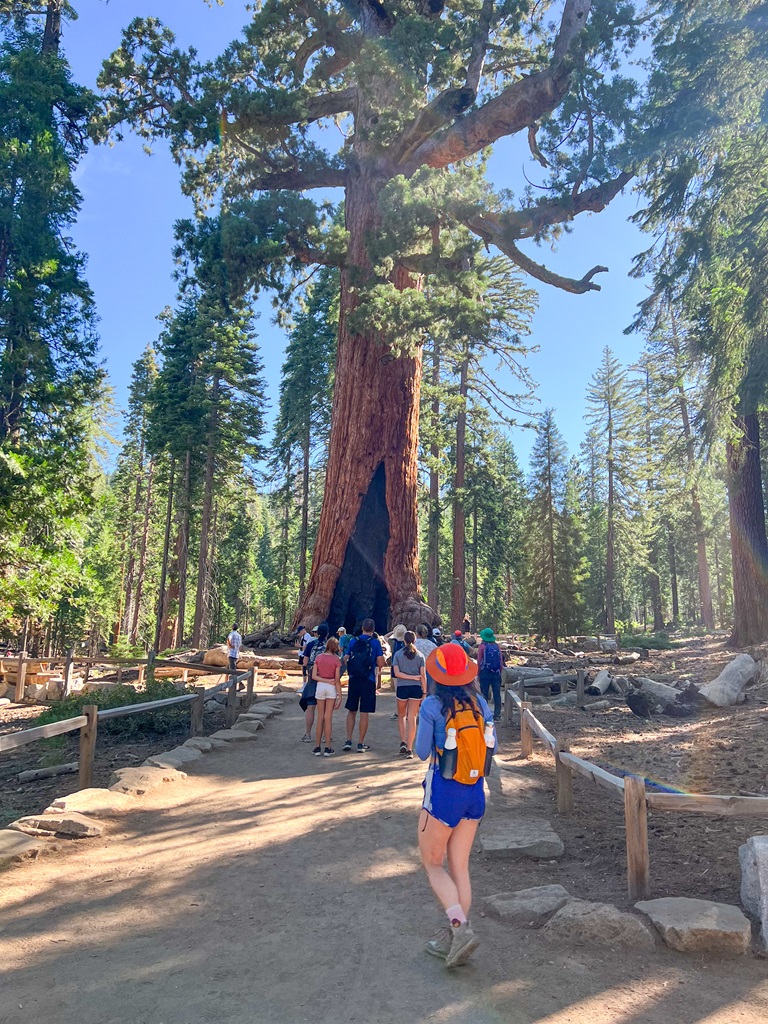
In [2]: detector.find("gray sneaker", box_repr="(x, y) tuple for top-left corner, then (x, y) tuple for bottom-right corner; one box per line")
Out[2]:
(424, 928), (452, 960)
(444, 923), (480, 968)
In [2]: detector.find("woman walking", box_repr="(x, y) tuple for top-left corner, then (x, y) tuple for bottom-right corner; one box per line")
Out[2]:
(477, 627), (506, 721)
(311, 636), (341, 757)
(414, 643), (496, 968)
(392, 630), (426, 758)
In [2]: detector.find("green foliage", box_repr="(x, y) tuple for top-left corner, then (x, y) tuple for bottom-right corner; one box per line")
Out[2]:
(38, 680), (191, 737)
(620, 632), (677, 651)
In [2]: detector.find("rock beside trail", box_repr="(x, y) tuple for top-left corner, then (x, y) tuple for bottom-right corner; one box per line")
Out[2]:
(0, 829), (49, 868)
(635, 897), (751, 954)
(109, 766), (187, 795)
(208, 729), (257, 742)
(9, 811), (102, 839)
(48, 789), (135, 817)
(182, 737), (215, 752)
(740, 835), (768, 950)
(543, 900), (656, 949)
(144, 746), (203, 770)
(233, 718), (265, 733)
(484, 885), (571, 927)
(480, 819), (564, 860)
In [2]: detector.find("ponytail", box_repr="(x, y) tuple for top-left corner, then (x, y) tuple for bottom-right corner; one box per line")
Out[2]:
(403, 630), (417, 660)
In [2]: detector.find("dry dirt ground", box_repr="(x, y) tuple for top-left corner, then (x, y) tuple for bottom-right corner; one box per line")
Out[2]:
(1, 694), (767, 1024)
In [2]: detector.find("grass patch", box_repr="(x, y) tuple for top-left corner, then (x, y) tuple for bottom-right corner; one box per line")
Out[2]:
(621, 633), (679, 651)
(37, 681), (192, 738)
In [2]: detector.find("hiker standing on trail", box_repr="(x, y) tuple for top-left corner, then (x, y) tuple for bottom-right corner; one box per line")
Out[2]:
(298, 624), (312, 683)
(227, 623), (242, 673)
(388, 623), (407, 720)
(343, 617), (384, 753)
(393, 630), (426, 758)
(461, 614), (471, 634)
(451, 630), (471, 654)
(415, 624), (437, 692)
(299, 623), (329, 742)
(311, 636), (342, 757)
(415, 643), (496, 969)
(477, 627), (506, 722)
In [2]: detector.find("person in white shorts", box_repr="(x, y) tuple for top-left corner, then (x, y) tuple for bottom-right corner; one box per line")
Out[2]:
(311, 636), (341, 757)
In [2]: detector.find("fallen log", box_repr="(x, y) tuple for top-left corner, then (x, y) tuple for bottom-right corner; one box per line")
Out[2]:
(699, 654), (758, 707)
(18, 762), (78, 784)
(586, 669), (612, 696)
(614, 652), (640, 665)
(630, 676), (681, 704)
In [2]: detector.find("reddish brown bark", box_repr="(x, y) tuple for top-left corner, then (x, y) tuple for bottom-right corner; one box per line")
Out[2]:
(727, 413), (768, 647)
(451, 351), (469, 630)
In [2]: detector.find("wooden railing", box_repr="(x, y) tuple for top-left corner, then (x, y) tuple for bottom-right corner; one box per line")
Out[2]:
(1, 649), (253, 702)
(0, 666), (256, 789)
(502, 685), (768, 900)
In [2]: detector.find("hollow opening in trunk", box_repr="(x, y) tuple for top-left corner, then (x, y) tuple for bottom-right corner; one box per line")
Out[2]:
(328, 462), (391, 634)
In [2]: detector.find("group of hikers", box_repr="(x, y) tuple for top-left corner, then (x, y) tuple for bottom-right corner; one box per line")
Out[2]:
(293, 615), (503, 968)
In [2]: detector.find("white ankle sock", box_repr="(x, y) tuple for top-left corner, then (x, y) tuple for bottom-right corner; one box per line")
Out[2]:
(446, 904), (467, 928)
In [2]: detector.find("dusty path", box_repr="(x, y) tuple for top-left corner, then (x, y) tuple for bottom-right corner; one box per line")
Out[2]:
(1, 696), (767, 1024)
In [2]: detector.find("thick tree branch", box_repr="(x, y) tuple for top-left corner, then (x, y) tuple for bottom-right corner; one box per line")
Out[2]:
(390, 87), (476, 165)
(489, 235), (608, 293)
(498, 171), (634, 239)
(404, 0), (593, 171)
(465, 0), (495, 95)
(292, 245), (345, 267)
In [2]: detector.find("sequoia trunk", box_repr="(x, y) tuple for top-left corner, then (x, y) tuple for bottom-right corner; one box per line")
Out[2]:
(295, 174), (434, 633)
(451, 351), (469, 630)
(727, 412), (768, 646)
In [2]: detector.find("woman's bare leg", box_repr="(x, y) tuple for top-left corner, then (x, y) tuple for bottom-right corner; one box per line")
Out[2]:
(397, 698), (408, 743)
(322, 698), (334, 746)
(417, 811), (460, 910)
(314, 700), (327, 747)
(406, 698), (421, 751)
(304, 705), (315, 736)
(446, 817), (480, 917)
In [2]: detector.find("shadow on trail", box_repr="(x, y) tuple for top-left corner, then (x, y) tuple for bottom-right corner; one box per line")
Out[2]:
(0, 699), (766, 1024)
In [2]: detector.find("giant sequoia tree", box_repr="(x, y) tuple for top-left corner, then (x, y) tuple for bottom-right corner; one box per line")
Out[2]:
(100, 0), (639, 630)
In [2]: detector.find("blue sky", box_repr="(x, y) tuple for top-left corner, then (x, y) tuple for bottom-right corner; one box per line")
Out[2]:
(64, 0), (650, 468)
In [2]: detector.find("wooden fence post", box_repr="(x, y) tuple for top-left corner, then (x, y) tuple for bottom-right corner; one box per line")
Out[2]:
(137, 664), (146, 686)
(78, 705), (98, 790)
(63, 647), (75, 697)
(555, 740), (574, 814)
(14, 652), (27, 703)
(190, 687), (205, 737)
(227, 679), (239, 729)
(576, 669), (586, 704)
(520, 701), (533, 758)
(624, 774), (651, 900)
(246, 666), (256, 707)
(146, 649), (156, 686)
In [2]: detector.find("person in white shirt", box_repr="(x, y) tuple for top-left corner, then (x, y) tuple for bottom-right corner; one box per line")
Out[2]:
(227, 624), (243, 673)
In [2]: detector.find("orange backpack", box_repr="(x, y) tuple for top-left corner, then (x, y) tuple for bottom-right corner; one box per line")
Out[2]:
(440, 700), (487, 784)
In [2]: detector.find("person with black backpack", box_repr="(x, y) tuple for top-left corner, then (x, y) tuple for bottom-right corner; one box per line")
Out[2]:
(342, 617), (385, 753)
(477, 628), (506, 721)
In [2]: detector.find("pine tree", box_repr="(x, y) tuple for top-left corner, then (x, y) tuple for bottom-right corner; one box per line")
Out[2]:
(585, 348), (640, 634)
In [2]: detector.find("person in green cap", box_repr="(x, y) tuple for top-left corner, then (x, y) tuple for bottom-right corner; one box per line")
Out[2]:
(477, 628), (505, 721)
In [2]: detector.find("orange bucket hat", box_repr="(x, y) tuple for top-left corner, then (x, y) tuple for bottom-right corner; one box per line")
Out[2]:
(425, 643), (477, 688)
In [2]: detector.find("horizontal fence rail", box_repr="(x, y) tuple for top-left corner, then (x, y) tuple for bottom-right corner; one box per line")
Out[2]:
(501, 682), (768, 900)
(0, 663), (257, 790)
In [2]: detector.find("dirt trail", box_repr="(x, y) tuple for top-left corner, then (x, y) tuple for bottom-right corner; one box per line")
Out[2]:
(1, 696), (767, 1024)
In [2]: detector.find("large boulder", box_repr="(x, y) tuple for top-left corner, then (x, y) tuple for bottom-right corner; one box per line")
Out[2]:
(9, 811), (102, 838)
(740, 834), (768, 950)
(0, 829), (49, 868)
(543, 899), (656, 949)
(484, 885), (571, 927)
(635, 897), (751, 954)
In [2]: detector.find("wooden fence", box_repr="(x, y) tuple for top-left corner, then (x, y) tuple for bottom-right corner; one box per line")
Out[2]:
(0, 649), (250, 702)
(502, 686), (768, 900)
(0, 666), (256, 789)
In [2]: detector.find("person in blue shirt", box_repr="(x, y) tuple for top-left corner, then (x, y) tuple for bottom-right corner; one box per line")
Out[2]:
(415, 643), (496, 970)
(342, 617), (384, 753)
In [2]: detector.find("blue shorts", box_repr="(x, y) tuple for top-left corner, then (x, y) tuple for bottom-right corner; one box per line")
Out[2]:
(422, 765), (485, 828)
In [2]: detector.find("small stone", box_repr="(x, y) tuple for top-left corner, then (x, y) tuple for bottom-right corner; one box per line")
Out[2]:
(203, 700), (220, 711)
(0, 829), (49, 868)
(208, 729), (257, 742)
(183, 737), (214, 752)
(543, 900), (656, 948)
(231, 720), (264, 734)
(480, 819), (564, 860)
(48, 789), (135, 817)
(145, 746), (202, 767)
(635, 897), (751, 954)
(740, 835), (768, 950)
(484, 885), (571, 927)
(9, 811), (102, 839)
(0, 697), (11, 707)
(108, 766), (187, 795)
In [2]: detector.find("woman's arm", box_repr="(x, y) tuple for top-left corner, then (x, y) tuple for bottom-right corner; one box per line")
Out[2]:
(419, 665), (427, 695)
(394, 664), (421, 681)
(334, 663), (342, 707)
(414, 700), (437, 760)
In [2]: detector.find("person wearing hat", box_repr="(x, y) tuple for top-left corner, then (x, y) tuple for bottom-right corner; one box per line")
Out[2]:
(392, 630), (427, 757)
(299, 623), (329, 741)
(477, 627), (506, 721)
(451, 630), (471, 654)
(414, 644), (496, 969)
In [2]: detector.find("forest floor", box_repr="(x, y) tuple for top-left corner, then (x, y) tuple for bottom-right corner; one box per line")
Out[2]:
(2, 693), (768, 1024)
